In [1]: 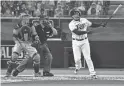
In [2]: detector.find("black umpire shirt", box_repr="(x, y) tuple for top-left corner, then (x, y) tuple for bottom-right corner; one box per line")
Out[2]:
(34, 24), (53, 43)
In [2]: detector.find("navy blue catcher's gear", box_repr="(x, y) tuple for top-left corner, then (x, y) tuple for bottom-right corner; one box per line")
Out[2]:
(20, 26), (32, 41)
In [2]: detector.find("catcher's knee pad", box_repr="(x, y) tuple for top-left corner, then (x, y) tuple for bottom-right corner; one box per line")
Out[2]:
(33, 53), (40, 64)
(7, 61), (18, 73)
(33, 53), (40, 73)
(16, 57), (29, 73)
(11, 52), (19, 62)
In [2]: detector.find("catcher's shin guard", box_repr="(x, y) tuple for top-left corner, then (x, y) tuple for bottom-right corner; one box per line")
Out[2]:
(33, 53), (40, 73)
(5, 61), (18, 77)
(12, 69), (20, 77)
(16, 54), (29, 72)
(33, 62), (40, 73)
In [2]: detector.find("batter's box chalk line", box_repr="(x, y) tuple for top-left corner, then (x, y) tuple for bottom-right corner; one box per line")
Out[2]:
(1, 75), (124, 83)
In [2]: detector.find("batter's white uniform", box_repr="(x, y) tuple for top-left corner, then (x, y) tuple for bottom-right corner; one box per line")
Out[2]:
(69, 18), (96, 75)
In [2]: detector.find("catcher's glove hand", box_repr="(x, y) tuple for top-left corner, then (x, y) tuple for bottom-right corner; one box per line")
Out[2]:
(32, 39), (41, 48)
(32, 35), (40, 45)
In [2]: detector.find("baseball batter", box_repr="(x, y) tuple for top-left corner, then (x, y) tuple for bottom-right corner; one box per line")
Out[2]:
(69, 10), (105, 78)
(5, 14), (41, 77)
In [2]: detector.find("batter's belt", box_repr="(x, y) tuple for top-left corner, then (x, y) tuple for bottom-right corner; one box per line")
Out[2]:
(72, 37), (87, 41)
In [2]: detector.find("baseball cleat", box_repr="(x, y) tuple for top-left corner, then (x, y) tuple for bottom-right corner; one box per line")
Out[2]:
(12, 69), (19, 77)
(91, 75), (98, 79)
(34, 72), (42, 77)
(5, 72), (11, 77)
(43, 72), (54, 76)
(74, 69), (79, 74)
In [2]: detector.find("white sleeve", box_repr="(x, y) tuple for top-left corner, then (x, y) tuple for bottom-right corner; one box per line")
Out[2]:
(13, 29), (20, 44)
(31, 26), (37, 35)
(13, 29), (18, 35)
(51, 27), (58, 35)
(85, 19), (92, 27)
(69, 23), (77, 31)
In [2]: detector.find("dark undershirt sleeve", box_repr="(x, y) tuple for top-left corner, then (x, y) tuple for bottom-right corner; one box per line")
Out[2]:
(73, 29), (88, 35)
(90, 23), (102, 28)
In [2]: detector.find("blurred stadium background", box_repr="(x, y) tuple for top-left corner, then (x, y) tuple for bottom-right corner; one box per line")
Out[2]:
(1, 0), (124, 68)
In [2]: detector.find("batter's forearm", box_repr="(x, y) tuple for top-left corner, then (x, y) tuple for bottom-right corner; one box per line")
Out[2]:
(32, 34), (39, 41)
(73, 29), (88, 35)
(90, 23), (102, 28)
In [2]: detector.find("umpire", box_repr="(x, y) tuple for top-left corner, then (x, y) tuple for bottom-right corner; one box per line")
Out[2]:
(32, 15), (57, 76)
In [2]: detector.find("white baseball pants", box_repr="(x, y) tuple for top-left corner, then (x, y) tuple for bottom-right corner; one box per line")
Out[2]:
(72, 38), (96, 75)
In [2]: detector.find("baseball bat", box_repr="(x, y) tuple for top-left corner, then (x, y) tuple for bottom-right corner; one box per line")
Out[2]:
(104, 4), (122, 27)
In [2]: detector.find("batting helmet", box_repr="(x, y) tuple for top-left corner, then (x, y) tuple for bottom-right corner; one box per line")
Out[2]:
(70, 9), (81, 17)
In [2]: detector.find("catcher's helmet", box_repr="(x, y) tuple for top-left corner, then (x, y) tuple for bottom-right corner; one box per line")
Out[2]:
(70, 9), (81, 17)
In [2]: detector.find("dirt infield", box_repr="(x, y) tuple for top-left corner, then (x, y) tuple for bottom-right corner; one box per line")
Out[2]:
(2, 80), (124, 86)
(1, 68), (124, 86)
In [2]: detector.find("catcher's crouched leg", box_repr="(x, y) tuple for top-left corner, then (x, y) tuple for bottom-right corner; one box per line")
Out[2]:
(12, 54), (30, 77)
(5, 52), (19, 77)
(33, 53), (41, 77)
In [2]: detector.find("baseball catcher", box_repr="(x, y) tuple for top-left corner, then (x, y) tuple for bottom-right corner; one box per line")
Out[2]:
(5, 14), (41, 77)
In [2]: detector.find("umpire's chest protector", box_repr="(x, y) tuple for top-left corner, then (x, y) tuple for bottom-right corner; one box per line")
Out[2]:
(35, 25), (47, 42)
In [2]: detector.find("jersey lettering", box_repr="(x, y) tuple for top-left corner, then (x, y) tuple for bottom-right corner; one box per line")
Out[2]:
(76, 23), (85, 30)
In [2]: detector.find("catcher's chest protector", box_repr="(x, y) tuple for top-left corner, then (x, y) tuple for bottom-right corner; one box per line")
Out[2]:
(19, 26), (32, 41)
